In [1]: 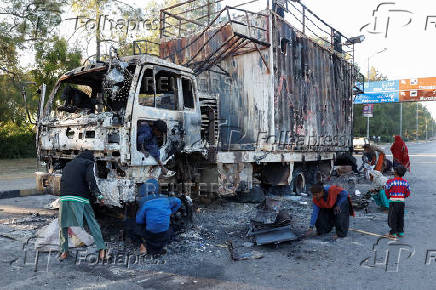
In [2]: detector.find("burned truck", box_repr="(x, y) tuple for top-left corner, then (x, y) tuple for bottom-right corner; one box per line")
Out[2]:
(35, 1), (359, 206)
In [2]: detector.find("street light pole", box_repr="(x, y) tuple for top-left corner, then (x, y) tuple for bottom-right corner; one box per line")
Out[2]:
(426, 118), (428, 141)
(400, 103), (403, 137)
(366, 48), (387, 141)
(416, 102), (419, 140)
(367, 116), (370, 139)
(367, 48), (388, 81)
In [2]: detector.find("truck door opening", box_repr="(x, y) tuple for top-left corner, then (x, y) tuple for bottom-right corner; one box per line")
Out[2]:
(182, 78), (194, 109)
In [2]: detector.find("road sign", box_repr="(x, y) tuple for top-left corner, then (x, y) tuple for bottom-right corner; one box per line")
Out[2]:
(354, 92), (399, 104)
(363, 104), (374, 117)
(354, 77), (436, 104)
(363, 80), (399, 93)
(354, 80), (399, 104)
(399, 77), (436, 102)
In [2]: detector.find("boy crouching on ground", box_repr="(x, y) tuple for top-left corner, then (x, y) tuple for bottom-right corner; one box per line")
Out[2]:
(385, 165), (410, 238)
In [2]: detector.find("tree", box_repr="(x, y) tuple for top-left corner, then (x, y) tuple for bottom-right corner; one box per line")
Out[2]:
(0, 0), (66, 78)
(0, 0), (68, 125)
(70, 0), (152, 62)
(32, 37), (82, 89)
(353, 67), (436, 141)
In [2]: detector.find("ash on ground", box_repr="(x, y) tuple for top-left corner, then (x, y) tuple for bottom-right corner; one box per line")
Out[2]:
(91, 195), (315, 270)
(0, 174), (385, 274)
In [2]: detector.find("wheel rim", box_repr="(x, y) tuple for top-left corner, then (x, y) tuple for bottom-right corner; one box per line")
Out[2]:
(314, 171), (323, 184)
(294, 173), (306, 194)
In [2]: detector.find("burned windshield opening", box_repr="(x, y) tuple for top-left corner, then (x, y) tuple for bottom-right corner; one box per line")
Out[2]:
(57, 84), (95, 113)
(52, 63), (135, 116)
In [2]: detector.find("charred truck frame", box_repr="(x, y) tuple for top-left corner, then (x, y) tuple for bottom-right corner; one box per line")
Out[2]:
(35, 0), (360, 207)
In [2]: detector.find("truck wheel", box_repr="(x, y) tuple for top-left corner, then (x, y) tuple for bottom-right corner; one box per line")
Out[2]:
(314, 170), (323, 184)
(292, 169), (306, 195)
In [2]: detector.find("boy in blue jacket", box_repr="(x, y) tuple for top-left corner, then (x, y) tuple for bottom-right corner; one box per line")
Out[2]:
(135, 179), (181, 254)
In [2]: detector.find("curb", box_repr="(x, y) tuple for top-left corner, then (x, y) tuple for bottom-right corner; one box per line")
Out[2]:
(0, 188), (42, 200)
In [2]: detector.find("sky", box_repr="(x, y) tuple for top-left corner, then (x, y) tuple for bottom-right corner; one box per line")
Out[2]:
(219, 0), (436, 117)
(20, 0), (436, 118)
(301, 0), (436, 118)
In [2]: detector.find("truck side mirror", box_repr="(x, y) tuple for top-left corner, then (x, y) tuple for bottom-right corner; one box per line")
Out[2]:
(37, 84), (47, 124)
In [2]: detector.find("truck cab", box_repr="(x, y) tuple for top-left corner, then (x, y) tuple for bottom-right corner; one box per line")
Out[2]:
(36, 54), (203, 206)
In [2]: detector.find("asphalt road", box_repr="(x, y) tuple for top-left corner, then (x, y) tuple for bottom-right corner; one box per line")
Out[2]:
(0, 141), (435, 289)
(0, 158), (36, 191)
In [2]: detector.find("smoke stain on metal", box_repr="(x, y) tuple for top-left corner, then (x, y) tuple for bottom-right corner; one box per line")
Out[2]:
(35, 2), (357, 205)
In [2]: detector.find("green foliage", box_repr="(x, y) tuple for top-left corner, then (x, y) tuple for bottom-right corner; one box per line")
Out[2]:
(0, 122), (36, 158)
(0, 75), (26, 124)
(353, 102), (436, 141)
(0, 0), (66, 76)
(32, 37), (82, 91)
(0, 37), (82, 127)
(0, 0), (73, 127)
(354, 66), (436, 141)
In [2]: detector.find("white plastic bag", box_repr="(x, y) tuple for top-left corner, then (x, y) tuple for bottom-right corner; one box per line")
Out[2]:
(369, 170), (388, 189)
(35, 218), (94, 252)
(46, 198), (60, 209)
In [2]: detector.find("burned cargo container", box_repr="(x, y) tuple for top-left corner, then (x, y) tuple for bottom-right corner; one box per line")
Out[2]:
(35, 0), (359, 206)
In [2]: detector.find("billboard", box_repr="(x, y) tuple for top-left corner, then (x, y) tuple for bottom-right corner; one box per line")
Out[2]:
(399, 77), (436, 102)
(353, 77), (436, 104)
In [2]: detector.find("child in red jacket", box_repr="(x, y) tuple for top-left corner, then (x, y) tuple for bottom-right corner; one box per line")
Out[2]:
(385, 165), (410, 238)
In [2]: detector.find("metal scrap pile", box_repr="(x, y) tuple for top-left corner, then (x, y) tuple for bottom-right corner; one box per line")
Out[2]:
(248, 197), (297, 245)
(326, 173), (374, 211)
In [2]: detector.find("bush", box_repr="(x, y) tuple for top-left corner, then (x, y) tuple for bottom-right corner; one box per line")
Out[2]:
(0, 122), (36, 159)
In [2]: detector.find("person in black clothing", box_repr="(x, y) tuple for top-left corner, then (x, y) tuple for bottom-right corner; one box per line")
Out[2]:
(58, 150), (106, 261)
(334, 152), (359, 173)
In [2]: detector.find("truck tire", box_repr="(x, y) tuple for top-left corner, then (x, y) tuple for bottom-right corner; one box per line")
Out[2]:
(313, 169), (323, 184)
(291, 169), (306, 195)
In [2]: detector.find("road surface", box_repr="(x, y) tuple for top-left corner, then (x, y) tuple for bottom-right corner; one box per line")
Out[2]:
(0, 141), (435, 289)
(0, 158), (36, 191)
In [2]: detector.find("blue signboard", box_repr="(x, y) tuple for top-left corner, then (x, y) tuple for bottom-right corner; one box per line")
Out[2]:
(354, 80), (400, 104)
(362, 80), (399, 93)
(354, 92), (400, 104)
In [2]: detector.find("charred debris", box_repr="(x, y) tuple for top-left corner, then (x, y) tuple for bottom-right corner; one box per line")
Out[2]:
(36, 0), (363, 209)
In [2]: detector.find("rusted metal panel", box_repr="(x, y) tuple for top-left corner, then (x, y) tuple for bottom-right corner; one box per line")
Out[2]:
(160, 24), (235, 65)
(194, 13), (352, 153)
(196, 48), (273, 151)
(159, 9), (270, 75)
(273, 17), (353, 151)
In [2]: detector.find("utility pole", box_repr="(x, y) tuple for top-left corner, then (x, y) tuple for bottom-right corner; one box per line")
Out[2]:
(399, 103), (403, 137)
(367, 117), (370, 139)
(366, 48), (386, 142)
(416, 102), (419, 140)
(426, 118), (428, 141)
